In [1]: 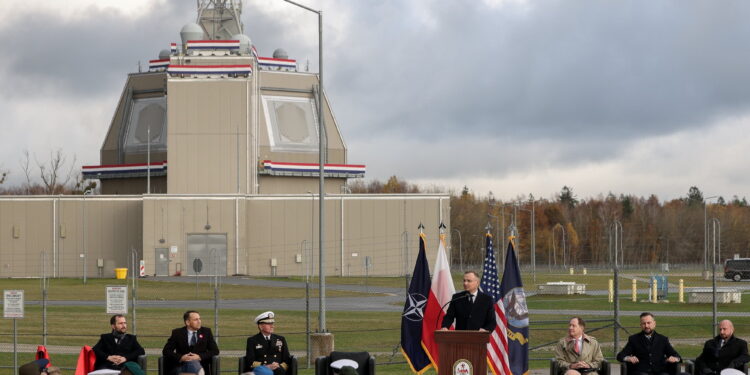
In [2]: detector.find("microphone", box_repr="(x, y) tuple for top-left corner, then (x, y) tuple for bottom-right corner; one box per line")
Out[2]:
(435, 292), (471, 330)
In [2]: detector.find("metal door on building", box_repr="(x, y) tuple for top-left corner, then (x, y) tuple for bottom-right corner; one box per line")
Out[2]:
(186, 234), (227, 276)
(155, 248), (170, 276)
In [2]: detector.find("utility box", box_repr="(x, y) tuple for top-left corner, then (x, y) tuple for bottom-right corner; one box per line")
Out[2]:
(650, 276), (669, 300)
(537, 281), (586, 295)
(688, 288), (742, 303)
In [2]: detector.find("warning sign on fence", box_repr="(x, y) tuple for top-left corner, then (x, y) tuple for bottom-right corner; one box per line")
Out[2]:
(106, 286), (128, 314)
(3, 290), (24, 318)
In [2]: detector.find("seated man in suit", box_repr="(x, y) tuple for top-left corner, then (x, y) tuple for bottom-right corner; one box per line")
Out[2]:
(617, 312), (680, 375)
(555, 317), (605, 375)
(245, 311), (291, 375)
(695, 320), (750, 375)
(93, 314), (146, 370)
(163, 310), (220, 375)
(440, 270), (496, 332)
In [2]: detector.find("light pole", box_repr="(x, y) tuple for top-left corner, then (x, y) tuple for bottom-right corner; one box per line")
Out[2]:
(452, 228), (463, 272)
(487, 192), (513, 266)
(488, 213), (500, 262)
(703, 196), (718, 279)
(552, 223), (566, 268)
(709, 217), (721, 334)
(514, 199), (536, 281)
(147, 123), (151, 194)
(283, 0), (327, 333)
(611, 219), (623, 353)
(83, 188), (93, 284)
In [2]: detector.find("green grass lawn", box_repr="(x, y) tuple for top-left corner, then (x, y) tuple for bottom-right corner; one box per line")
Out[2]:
(254, 271), (737, 291)
(0, 272), (743, 375)
(528, 291), (750, 312)
(0, 278), (380, 301)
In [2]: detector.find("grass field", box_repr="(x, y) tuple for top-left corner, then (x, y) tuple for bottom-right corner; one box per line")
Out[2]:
(0, 278), (380, 301)
(0, 272), (745, 375)
(254, 271), (743, 291)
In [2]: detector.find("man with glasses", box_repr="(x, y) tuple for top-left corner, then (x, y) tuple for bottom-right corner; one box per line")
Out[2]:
(93, 314), (145, 370)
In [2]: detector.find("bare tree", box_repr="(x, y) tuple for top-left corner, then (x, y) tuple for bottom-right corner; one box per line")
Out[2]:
(35, 149), (77, 194)
(20, 149), (33, 191)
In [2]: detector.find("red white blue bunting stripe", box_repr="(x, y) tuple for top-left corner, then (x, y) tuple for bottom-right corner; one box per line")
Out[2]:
(258, 57), (297, 70)
(167, 64), (252, 75)
(170, 43), (177, 53)
(82, 161), (167, 178)
(262, 160), (365, 175)
(149, 59), (170, 70)
(186, 40), (240, 50)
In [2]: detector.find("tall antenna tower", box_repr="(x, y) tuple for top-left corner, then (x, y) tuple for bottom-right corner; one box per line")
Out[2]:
(197, 0), (244, 40)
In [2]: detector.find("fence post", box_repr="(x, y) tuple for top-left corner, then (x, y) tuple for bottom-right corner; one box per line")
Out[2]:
(678, 279), (684, 303)
(41, 252), (49, 346)
(608, 279), (613, 303)
(631, 279), (637, 302)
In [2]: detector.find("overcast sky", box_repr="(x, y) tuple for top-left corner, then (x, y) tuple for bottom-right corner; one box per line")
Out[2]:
(1, 0), (749, 201)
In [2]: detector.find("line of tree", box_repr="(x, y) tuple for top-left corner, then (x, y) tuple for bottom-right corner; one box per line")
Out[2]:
(351, 177), (750, 267)
(0, 149), (96, 195)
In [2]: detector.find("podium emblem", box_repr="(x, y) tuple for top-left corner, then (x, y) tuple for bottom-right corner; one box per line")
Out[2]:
(453, 359), (473, 375)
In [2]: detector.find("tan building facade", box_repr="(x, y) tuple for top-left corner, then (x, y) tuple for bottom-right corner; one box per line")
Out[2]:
(0, 194), (448, 278)
(2, 2), (451, 278)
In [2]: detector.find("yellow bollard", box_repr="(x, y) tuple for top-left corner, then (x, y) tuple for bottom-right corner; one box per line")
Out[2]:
(679, 279), (684, 303)
(651, 278), (658, 303)
(583, 268), (587, 275)
(570, 267), (575, 275)
(632, 279), (637, 302)
(608, 279), (614, 303)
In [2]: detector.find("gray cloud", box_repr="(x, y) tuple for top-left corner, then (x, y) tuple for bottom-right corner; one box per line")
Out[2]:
(3, 0), (750, 200)
(0, 2), (194, 97)
(322, 0), (750, 144)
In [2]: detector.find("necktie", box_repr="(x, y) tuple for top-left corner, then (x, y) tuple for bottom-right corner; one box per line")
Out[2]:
(721, 340), (725, 348)
(190, 332), (197, 346)
(575, 339), (580, 354)
(470, 294), (475, 304)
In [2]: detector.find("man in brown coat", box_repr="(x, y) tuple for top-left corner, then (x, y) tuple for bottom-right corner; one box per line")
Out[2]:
(554, 317), (605, 375)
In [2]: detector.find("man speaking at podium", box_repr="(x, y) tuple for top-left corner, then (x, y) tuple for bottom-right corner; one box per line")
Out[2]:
(440, 271), (496, 331)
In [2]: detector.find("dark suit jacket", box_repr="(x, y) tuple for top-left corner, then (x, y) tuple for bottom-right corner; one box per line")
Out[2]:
(162, 326), (220, 374)
(245, 333), (291, 375)
(616, 331), (680, 374)
(441, 291), (496, 331)
(696, 335), (750, 374)
(92, 332), (146, 370)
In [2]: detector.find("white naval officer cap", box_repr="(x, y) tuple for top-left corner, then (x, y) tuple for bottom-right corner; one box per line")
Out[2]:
(255, 311), (275, 324)
(330, 359), (359, 371)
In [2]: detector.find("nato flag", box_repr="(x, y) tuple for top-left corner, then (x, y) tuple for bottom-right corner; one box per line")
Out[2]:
(400, 234), (433, 374)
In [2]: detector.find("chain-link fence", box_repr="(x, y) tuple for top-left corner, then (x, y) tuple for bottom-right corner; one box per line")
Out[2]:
(2, 259), (747, 375)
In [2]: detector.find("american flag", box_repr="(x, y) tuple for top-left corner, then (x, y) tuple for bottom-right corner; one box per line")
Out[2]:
(480, 233), (511, 375)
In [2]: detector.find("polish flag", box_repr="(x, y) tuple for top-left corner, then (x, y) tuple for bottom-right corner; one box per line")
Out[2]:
(420, 234), (455, 369)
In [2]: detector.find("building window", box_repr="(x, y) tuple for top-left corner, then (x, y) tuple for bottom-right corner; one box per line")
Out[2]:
(124, 96), (167, 153)
(262, 95), (319, 152)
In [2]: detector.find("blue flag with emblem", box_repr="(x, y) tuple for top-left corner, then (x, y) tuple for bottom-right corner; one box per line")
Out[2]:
(400, 233), (433, 374)
(481, 234), (530, 375)
(500, 239), (529, 375)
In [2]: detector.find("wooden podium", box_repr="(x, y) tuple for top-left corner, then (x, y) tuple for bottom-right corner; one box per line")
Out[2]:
(434, 330), (490, 375)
